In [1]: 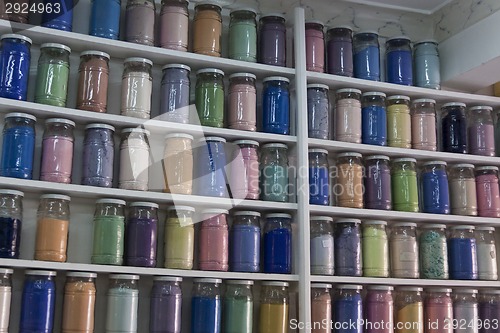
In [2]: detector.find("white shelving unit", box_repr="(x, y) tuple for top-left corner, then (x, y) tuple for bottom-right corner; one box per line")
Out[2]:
(0, 4), (500, 333)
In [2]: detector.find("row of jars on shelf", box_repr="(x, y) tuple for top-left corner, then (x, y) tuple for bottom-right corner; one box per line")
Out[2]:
(308, 86), (496, 156)
(309, 152), (500, 217)
(0, 191), (294, 274)
(311, 217), (496, 281)
(0, 34), (292, 133)
(0, 269), (291, 333)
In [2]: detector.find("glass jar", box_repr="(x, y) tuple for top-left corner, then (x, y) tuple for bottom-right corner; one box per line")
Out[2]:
(307, 83), (330, 140)
(421, 161), (450, 214)
(260, 143), (289, 202)
(395, 287), (424, 333)
(362, 91), (387, 146)
(364, 155), (392, 210)
(442, 102), (468, 153)
(259, 281), (289, 333)
(475, 166), (500, 217)
(0, 113), (36, 179)
(386, 36), (413, 85)
(365, 286), (393, 333)
(414, 40), (440, 89)
(195, 68), (225, 128)
(193, 137), (227, 197)
(82, 123), (115, 188)
(229, 9), (258, 62)
(0, 268), (12, 332)
(163, 133), (193, 195)
(425, 288), (453, 333)
(391, 158), (419, 212)
(76, 51), (110, 113)
(35, 43), (71, 107)
(335, 88), (362, 143)
(468, 106), (495, 156)
(150, 276), (182, 333)
(475, 227), (498, 281)
(448, 225), (478, 280)
(191, 278), (222, 333)
(335, 152), (364, 208)
(390, 222), (419, 278)
(35, 194), (71, 262)
(125, 202), (159, 267)
(224, 280), (254, 333)
(311, 284), (332, 332)
(263, 213), (292, 274)
(479, 290), (500, 333)
(309, 149), (330, 206)
(362, 220), (389, 277)
(419, 224), (449, 279)
(119, 128), (150, 191)
(89, 0), (121, 39)
(310, 216), (334, 275)
(125, 0), (155, 46)
(0, 34), (31, 101)
(159, 0), (189, 51)
(41, 0), (73, 32)
(334, 219), (362, 276)
(121, 57), (153, 119)
(326, 26), (353, 77)
(91, 198), (126, 265)
(262, 76), (291, 135)
(193, 3), (222, 57)
(259, 14), (287, 67)
(411, 98), (437, 151)
(160, 64), (191, 123)
(0, 0), (29, 23)
(106, 275), (140, 332)
(0, 189), (23, 258)
(20, 270), (56, 333)
(353, 31), (380, 81)
(305, 20), (325, 73)
(386, 95), (411, 148)
(62, 272), (97, 333)
(164, 206), (195, 269)
(229, 140), (260, 200)
(198, 209), (229, 271)
(228, 73), (257, 131)
(230, 211), (261, 272)
(453, 289), (479, 333)
(334, 285), (363, 333)
(449, 164), (478, 216)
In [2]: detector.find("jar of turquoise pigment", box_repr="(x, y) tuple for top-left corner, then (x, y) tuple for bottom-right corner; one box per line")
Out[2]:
(310, 216), (334, 275)
(414, 40), (440, 89)
(105, 274), (139, 332)
(419, 224), (448, 279)
(228, 8), (257, 62)
(224, 280), (253, 333)
(260, 143), (289, 202)
(195, 68), (225, 128)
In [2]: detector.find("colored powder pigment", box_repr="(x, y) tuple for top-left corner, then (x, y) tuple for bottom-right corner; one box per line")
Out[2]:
(105, 287), (139, 332)
(334, 291), (363, 333)
(419, 230), (448, 279)
(224, 296), (252, 333)
(421, 167), (450, 214)
(362, 225), (388, 277)
(229, 224), (260, 273)
(264, 227), (291, 274)
(448, 238), (478, 280)
(334, 224), (362, 276)
(362, 105), (387, 146)
(91, 215), (125, 265)
(396, 303), (424, 333)
(191, 296), (221, 333)
(0, 217), (21, 258)
(125, 216), (158, 268)
(259, 303), (288, 333)
(310, 234), (334, 275)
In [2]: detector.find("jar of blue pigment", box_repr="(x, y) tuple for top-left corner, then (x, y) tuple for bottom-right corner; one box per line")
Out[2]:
(0, 34), (32, 101)
(20, 270), (57, 332)
(310, 216), (334, 275)
(191, 278), (222, 333)
(262, 76), (290, 135)
(307, 83), (330, 140)
(386, 36), (413, 86)
(361, 91), (387, 145)
(421, 161), (450, 214)
(263, 213), (292, 274)
(81, 123), (115, 188)
(334, 285), (363, 333)
(353, 31), (380, 81)
(448, 225), (478, 280)
(194, 137), (228, 198)
(442, 102), (468, 153)
(309, 149), (330, 205)
(42, 0), (74, 31)
(364, 155), (392, 210)
(414, 40), (440, 89)
(230, 211), (261, 272)
(89, 0), (121, 40)
(334, 219), (362, 276)
(0, 189), (23, 259)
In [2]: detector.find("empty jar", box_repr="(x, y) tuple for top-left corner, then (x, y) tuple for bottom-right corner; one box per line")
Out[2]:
(468, 106), (495, 156)
(309, 149), (330, 206)
(391, 158), (419, 212)
(311, 284), (332, 333)
(0, 268), (12, 332)
(230, 211), (261, 273)
(228, 73), (257, 131)
(448, 225), (478, 280)
(159, 0), (189, 51)
(305, 20), (325, 73)
(81, 123), (115, 188)
(259, 281), (289, 333)
(89, 0), (121, 39)
(475, 227), (498, 281)
(160, 64), (191, 123)
(260, 143), (289, 202)
(307, 83), (330, 140)
(353, 31), (380, 81)
(193, 2), (222, 57)
(386, 95), (411, 148)
(198, 209), (229, 271)
(411, 99), (437, 151)
(195, 68), (225, 128)
(20, 270), (56, 333)
(76, 51), (110, 113)
(334, 219), (362, 276)
(386, 36), (413, 85)
(419, 224), (449, 279)
(194, 137), (227, 197)
(0, 34), (31, 101)
(125, 201), (159, 267)
(164, 206), (195, 270)
(191, 278), (222, 333)
(125, 0), (155, 46)
(228, 8), (258, 62)
(0, 189), (23, 259)
(121, 57), (153, 119)
(310, 216), (334, 275)
(262, 76), (290, 135)
(335, 88), (362, 143)
(327, 26), (353, 77)
(449, 164), (478, 216)
(421, 161), (450, 214)
(362, 220), (389, 277)
(106, 275), (139, 332)
(390, 222), (419, 278)
(475, 166), (500, 217)
(442, 102), (468, 154)
(163, 133), (193, 195)
(425, 288), (453, 333)
(119, 128), (150, 191)
(362, 91), (387, 146)
(414, 40), (440, 89)
(335, 152), (364, 208)
(62, 272), (97, 333)
(150, 276), (183, 333)
(259, 14), (287, 67)
(229, 140), (260, 200)
(364, 155), (392, 210)
(263, 213), (292, 274)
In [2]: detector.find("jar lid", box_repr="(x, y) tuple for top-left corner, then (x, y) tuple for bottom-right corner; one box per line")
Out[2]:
(262, 281), (289, 287)
(195, 1), (222, 9)
(67, 272), (97, 278)
(354, 30), (379, 36)
(4, 112), (36, 121)
(337, 284), (363, 290)
(96, 198), (126, 205)
(1, 33), (32, 44)
(367, 285), (393, 291)
(45, 118), (76, 127)
(40, 194), (71, 201)
(260, 13), (286, 20)
(426, 288), (452, 293)
(0, 268), (12, 275)
(476, 166), (499, 172)
(226, 280), (254, 285)
(393, 157), (417, 163)
(201, 136), (226, 143)
(387, 95), (410, 101)
(421, 224), (446, 229)
(475, 226), (495, 231)
(336, 152), (362, 158)
(80, 50), (110, 59)
(412, 98), (436, 104)
(469, 105), (493, 112)
(129, 201), (159, 209)
(305, 20), (324, 26)
(201, 208), (229, 215)
(122, 128), (150, 136)
(124, 57), (153, 66)
(450, 225), (475, 230)
(261, 143), (287, 149)
(162, 63), (191, 71)
(422, 161), (447, 166)
(480, 289), (500, 294)
(0, 189), (24, 197)
(414, 39), (438, 45)
(266, 213), (292, 219)
(335, 218), (361, 224)
(327, 25), (353, 31)
(392, 222), (417, 228)
(365, 155), (390, 161)
(229, 72), (257, 80)
(307, 83), (329, 90)
(193, 278), (222, 284)
(233, 211), (261, 217)
(263, 76), (290, 83)
(310, 216), (334, 222)
(153, 276), (183, 282)
(85, 123), (115, 131)
(311, 283), (332, 289)
(41, 43), (71, 53)
(196, 68), (224, 76)
(397, 286), (423, 292)
(230, 7), (258, 15)
(362, 91), (386, 98)
(167, 205), (195, 212)
(442, 102), (466, 108)
(455, 289), (478, 294)
(309, 148), (328, 154)
(110, 274), (140, 280)
(25, 270), (56, 276)
(451, 163), (475, 169)
(387, 35), (411, 42)
(164, 133), (194, 140)
(233, 139), (259, 147)
(363, 220), (387, 225)
(336, 88), (362, 94)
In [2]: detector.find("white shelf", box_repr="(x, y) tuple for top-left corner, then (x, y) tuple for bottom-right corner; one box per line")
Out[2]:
(311, 275), (500, 288)
(0, 177), (298, 212)
(309, 138), (500, 165)
(309, 205), (500, 226)
(0, 259), (299, 281)
(307, 71), (500, 106)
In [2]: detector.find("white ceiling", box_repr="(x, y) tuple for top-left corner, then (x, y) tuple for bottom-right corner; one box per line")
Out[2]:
(340, 0), (456, 14)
